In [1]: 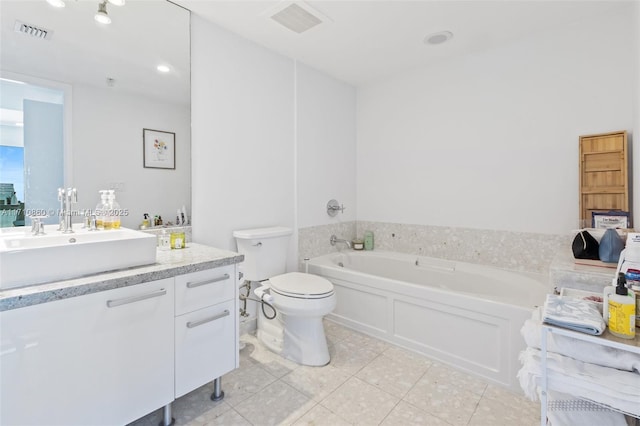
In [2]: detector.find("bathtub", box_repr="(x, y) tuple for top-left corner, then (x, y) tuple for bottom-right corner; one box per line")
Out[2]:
(308, 251), (550, 392)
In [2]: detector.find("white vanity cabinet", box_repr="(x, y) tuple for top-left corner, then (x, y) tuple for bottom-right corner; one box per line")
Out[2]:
(0, 279), (175, 426)
(174, 265), (238, 397)
(0, 244), (242, 426)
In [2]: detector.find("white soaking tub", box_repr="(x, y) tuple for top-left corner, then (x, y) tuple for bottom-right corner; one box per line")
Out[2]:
(308, 251), (550, 391)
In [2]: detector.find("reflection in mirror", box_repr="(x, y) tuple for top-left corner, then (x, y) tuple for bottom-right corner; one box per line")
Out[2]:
(0, 0), (190, 229)
(0, 79), (64, 227)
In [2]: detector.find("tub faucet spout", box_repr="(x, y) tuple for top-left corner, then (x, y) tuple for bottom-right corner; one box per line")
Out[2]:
(330, 235), (352, 249)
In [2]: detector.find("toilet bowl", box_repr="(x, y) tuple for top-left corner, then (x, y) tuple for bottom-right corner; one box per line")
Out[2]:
(233, 226), (336, 367)
(255, 272), (336, 366)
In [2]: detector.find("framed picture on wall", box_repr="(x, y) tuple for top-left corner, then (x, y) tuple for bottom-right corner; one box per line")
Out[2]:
(143, 128), (175, 169)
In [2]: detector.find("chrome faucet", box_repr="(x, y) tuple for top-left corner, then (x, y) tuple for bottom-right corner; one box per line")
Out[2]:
(330, 234), (352, 249)
(58, 187), (77, 234)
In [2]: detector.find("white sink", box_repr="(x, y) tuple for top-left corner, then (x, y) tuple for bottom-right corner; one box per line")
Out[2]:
(0, 226), (157, 289)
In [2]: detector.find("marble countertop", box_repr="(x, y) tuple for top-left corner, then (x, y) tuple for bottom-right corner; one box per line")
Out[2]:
(0, 243), (243, 312)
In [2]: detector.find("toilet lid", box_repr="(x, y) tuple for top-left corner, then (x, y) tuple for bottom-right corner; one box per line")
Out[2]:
(269, 272), (334, 298)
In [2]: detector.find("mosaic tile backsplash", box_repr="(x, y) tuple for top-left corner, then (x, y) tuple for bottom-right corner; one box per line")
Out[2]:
(298, 221), (566, 275)
(298, 221), (356, 271)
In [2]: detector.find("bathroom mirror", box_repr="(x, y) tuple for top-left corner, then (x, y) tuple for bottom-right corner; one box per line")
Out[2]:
(0, 0), (191, 228)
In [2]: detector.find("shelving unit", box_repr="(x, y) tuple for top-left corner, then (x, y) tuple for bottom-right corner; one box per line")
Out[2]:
(540, 324), (640, 426)
(578, 130), (629, 227)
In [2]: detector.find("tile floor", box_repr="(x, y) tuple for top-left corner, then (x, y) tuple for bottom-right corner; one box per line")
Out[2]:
(130, 320), (540, 426)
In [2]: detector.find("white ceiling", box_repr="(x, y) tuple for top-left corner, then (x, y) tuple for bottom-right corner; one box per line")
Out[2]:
(0, 0), (632, 102)
(177, 0), (632, 87)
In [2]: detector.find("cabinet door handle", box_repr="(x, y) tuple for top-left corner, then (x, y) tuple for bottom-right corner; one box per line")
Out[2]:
(186, 273), (230, 288)
(186, 309), (230, 329)
(106, 288), (167, 308)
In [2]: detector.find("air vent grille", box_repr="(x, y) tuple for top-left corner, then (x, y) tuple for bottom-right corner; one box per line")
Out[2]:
(271, 3), (322, 34)
(14, 21), (53, 40)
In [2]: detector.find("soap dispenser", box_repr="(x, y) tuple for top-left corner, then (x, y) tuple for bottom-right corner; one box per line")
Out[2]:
(95, 190), (108, 230)
(106, 190), (121, 229)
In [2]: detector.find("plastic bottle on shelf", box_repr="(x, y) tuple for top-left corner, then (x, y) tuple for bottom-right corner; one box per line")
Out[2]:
(631, 283), (640, 329)
(603, 273), (636, 339)
(95, 190), (108, 230)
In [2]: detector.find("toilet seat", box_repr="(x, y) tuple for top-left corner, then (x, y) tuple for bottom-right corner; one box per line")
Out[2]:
(269, 272), (334, 299)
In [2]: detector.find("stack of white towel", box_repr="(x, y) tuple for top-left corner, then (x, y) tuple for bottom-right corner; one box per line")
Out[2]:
(518, 299), (640, 425)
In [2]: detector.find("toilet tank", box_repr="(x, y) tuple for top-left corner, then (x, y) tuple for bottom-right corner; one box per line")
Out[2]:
(233, 226), (293, 281)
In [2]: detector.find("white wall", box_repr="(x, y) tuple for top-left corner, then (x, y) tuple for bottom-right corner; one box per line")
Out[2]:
(357, 7), (635, 235)
(73, 84), (191, 229)
(296, 63), (357, 228)
(191, 15), (296, 269)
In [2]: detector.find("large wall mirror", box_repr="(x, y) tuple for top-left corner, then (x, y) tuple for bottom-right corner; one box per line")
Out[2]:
(0, 0), (190, 229)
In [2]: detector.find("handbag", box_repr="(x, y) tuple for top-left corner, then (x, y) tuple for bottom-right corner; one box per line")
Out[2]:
(571, 230), (600, 260)
(598, 228), (624, 263)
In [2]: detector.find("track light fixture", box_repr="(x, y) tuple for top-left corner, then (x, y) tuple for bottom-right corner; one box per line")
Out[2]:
(45, 0), (125, 24)
(94, 1), (111, 24)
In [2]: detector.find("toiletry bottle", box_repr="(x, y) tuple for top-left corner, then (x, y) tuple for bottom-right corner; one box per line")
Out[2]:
(104, 190), (121, 229)
(364, 231), (374, 250)
(603, 273), (636, 339)
(141, 213), (150, 229)
(631, 283), (640, 329)
(158, 229), (171, 250)
(95, 190), (108, 230)
(170, 231), (185, 249)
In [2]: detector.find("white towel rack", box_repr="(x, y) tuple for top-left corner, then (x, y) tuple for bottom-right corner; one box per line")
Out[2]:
(540, 324), (640, 426)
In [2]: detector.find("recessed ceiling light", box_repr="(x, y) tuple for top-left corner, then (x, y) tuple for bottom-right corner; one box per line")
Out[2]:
(424, 31), (453, 46)
(107, 0), (125, 6)
(157, 65), (171, 73)
(15, 122), (24, 127)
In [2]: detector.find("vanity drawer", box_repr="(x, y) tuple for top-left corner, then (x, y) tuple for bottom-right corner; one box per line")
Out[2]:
(175, 265), (235, 315)
(174, 299), (236, 398)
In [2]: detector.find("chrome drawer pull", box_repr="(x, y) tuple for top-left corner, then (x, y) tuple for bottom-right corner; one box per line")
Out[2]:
(186, 309), (230, 329)
(186, 273), (230, 288)
(106, 288), (167, 308)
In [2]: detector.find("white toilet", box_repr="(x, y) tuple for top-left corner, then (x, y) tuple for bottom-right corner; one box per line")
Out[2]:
(233, 226), (336, 366)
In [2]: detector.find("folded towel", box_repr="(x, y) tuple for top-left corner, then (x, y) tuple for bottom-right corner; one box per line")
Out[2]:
(542, 294), (605, 335)
(518, 347), (640, 416)
(521, 307), (640, 373)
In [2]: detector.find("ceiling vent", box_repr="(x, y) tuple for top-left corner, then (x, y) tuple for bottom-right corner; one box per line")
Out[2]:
(14, 21), (53, 40)
(270, 2), (323, 34)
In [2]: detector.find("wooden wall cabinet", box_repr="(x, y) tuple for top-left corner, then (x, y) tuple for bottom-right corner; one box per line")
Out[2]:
(579, 130), (629, 227)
